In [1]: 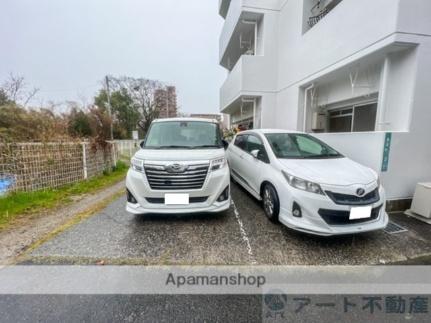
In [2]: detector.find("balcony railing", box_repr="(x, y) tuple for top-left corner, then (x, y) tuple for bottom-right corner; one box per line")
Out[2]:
(307, 0), (343, 29)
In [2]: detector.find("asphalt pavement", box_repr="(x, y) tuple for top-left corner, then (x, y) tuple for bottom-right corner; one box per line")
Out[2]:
(3, 182), (431, 322)
(25, 182), (431, 266)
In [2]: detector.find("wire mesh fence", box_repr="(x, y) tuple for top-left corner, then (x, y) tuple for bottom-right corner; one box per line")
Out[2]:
(112, 140), (140, 160)
(0, 141), (128, 195)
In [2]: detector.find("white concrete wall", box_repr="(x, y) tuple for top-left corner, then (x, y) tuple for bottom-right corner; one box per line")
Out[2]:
(277, 0), (399, 89)
(378, 48), (418, 132)
(381, 38), (431, 199)
(314, 132), (385, 174)
(272, 0), (431, 199)
(219, 0), (431, 199)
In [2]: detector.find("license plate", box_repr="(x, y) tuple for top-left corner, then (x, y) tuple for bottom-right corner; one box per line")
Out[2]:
(164, 193), (189, 205)
(349, 206), (372, 220)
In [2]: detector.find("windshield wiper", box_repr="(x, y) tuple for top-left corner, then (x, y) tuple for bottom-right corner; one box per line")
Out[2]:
(301, 154), (342, 159)
(155, 145), (193, 149)
(191, 145), (222, 149)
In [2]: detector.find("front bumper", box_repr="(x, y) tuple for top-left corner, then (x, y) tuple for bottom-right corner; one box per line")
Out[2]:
(278, 183), (389, 236)
(125, 166), (231, 215)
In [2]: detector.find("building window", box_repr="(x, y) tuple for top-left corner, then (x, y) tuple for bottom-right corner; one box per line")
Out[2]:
(328, 102), (377, 133)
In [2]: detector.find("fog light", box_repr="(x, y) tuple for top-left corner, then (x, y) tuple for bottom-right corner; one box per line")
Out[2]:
(127, 189), (138, 204)
(292, 202), (302, 218)
(217, 185), (230, 202)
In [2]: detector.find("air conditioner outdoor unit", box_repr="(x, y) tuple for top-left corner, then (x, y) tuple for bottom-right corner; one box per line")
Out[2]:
(311, 112), (326, 131)
(410, 183), (431, 219)
(405, 183), (431, 224)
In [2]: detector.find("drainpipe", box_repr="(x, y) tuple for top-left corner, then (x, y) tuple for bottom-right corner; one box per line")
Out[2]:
(303, 84), (315, 132)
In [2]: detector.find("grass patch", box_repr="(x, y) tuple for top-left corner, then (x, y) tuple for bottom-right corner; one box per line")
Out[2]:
(0, 161), (128, 230)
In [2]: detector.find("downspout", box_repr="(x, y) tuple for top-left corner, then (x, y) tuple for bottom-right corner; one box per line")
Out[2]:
(303, 84), (315, 132)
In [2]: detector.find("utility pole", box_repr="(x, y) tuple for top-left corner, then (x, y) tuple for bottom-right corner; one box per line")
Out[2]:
(105, 75), (114, 140)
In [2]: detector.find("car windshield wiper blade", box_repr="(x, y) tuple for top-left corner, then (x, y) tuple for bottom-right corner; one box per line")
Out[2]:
(301, 155), (329, 159)
(302, 154), (342, 159)
(191, 145), (222, 149)
(156, 145), (193, 149)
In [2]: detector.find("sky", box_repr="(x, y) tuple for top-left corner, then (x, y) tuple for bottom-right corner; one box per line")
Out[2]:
(0, 0), (226, 114)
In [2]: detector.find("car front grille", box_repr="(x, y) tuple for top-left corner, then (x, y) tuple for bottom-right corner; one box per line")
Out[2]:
(144, 163), (209, 190)
(325, 188), (380, 206)
(318, 205), (382, 225)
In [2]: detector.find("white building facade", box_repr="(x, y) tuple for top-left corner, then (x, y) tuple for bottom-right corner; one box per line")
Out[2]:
(219, 0), (431, 202)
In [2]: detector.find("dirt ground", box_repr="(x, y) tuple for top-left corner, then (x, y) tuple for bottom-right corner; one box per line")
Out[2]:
(0, 181), (125, 265)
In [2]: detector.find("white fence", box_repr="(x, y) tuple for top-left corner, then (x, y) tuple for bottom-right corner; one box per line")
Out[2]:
(0, 140), (140, 195)
(111, 140), (141, 160)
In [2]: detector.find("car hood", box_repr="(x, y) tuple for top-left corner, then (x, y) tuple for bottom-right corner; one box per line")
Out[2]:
(278, 157), (377, 186)
(134, 148), (225, 162)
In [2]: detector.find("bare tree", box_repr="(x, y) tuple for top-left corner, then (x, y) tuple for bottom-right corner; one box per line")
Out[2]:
(106, 76), (166, 133)
(1, 73), (39, 107)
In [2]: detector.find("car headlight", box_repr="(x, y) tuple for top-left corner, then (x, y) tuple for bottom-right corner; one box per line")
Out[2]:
(210, 157), (227, 171)
(281, 170), (324, 195)
(131, 157), (144, 172)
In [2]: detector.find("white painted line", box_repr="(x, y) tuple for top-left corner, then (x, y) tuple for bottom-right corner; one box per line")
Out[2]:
(231, 199), (257, 265)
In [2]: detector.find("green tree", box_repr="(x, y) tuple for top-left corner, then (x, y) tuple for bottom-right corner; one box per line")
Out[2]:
(95, 76), (166, 138)
(0, 89), (11, 106)
(94, 88), (139, 139)
(68, 107), (93, 138)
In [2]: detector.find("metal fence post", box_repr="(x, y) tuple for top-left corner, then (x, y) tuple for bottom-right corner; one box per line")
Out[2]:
(82, 142), (88, 179)
(111, 142), (117, 167)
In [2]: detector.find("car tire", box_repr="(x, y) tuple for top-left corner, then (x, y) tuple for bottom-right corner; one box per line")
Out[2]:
(262, 184), (280, 223)
(230, 174), (237, 184)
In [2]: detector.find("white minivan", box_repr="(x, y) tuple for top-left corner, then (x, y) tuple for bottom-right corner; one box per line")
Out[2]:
(226, 129), (388, 236)
(126, 118), (230, 215)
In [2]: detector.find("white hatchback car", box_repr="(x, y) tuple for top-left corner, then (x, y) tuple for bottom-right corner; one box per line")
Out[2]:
(226, 129), (388, 236)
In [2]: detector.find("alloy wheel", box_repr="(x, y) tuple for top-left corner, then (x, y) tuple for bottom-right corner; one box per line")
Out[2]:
(263, 188), (274, 216)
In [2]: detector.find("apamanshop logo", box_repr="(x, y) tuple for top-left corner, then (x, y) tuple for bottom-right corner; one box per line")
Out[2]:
(263, 290), (288, 321)
(166, 273), (266, 288)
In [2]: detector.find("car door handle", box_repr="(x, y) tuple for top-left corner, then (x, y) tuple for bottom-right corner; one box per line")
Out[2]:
(239, 155), (244, 159)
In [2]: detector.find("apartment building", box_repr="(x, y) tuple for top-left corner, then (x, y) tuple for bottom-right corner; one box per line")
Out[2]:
(155, 86), (178, 118)
(219, 0), (431, 201)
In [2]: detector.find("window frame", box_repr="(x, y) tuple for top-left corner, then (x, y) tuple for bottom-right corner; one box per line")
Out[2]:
(328, 101), (378, 133)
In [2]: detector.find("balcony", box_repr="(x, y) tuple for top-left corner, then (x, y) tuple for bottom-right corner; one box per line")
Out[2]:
(220, 55), (276, 111)
(220, 11), (263, 71)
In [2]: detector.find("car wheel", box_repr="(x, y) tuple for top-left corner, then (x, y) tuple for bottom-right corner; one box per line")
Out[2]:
(262, 184), (280, 223)
(230, 174), (237, 184)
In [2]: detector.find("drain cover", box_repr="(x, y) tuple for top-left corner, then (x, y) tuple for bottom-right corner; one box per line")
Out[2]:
(384, 221), (408, 234)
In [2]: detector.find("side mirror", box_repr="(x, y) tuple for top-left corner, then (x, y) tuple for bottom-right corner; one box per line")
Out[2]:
(222, 139), (229, 150)
(251, 149), (259, 159)
(140, 140), (145, 148)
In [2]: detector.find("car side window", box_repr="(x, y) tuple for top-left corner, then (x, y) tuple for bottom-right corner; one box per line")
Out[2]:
(245, 135), (263, 153)
(234, 135), (247, 151)
(246, 135), (269, 163)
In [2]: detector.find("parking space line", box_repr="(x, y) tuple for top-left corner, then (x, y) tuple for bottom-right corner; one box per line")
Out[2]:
(231, 199), (257, 265)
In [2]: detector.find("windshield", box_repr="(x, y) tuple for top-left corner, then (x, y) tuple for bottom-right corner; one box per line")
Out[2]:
(144, 121), (223, 149)
(265, 133), (343, 159)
